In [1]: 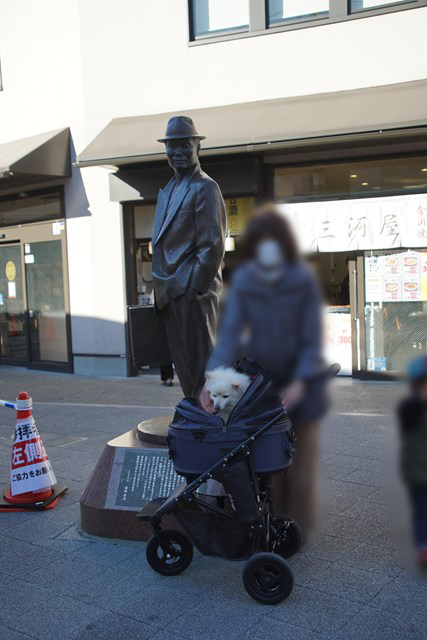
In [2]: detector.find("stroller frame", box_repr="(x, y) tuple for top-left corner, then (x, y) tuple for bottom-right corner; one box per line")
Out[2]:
(138, 411), (300, 604)
(138, 363), (339, 604)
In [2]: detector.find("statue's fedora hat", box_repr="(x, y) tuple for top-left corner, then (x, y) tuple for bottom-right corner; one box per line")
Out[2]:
(158, 116), (205, 143)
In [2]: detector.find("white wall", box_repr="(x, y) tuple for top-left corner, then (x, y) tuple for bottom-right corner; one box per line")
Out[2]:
(0, 0), (127, 372)
(0, 0), (84, 142)
(0, 0), (426, 373)
(77, 0), (427, 130)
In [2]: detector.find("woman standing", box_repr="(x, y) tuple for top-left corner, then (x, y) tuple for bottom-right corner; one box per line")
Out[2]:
(199, 206), (326, 534)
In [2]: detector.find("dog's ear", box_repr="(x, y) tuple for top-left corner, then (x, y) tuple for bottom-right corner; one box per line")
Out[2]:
(232, 383), (240, 390)
(205, 371), (213, 380)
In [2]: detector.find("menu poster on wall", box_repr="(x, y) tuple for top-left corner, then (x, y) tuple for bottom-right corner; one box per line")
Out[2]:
(383, 276), (401, 301)
(365, 276), (383, 302)
(365, 251), (427, 302)
(365, 255), (383, 276)
(402, 252), (421, 275)
(383, 254), (400, 276)
(402, 276), (420, 301)
(7, 282), (16, 299)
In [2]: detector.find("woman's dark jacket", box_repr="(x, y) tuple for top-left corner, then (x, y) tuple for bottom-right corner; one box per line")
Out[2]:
(207, 261), (326, 425)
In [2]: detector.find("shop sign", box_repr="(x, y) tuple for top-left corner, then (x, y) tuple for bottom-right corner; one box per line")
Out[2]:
(367, 357), (387, 372)
(5, 261), (16, 281)
(225, 198), (254, 235)
(324, 308), (352, 376)
(280, 194), (427, 252)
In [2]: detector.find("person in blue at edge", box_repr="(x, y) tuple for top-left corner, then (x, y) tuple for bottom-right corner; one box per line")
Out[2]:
(199, 205), (327, 535)
(398, 355), (427, 569)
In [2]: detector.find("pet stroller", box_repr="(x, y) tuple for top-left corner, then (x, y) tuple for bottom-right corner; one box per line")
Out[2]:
(138, 366), (339, 604)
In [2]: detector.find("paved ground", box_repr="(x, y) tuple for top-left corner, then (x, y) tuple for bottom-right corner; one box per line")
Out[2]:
(0, 367), (425, 640)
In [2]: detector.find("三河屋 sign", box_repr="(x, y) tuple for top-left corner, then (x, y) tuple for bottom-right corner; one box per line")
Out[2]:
(279, 194), (427, 253)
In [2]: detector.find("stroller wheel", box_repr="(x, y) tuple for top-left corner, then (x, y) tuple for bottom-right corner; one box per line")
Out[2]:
(270, 517), (303, 559)
(146, 530), (193, 576)
(243, 552), (294, 604)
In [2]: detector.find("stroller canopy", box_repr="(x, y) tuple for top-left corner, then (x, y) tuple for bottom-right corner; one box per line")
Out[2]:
(169, 374), (293, 477)
(173, 374), (287, 429)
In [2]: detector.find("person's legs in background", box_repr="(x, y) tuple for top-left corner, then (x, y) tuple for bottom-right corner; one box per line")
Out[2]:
(408, 485), (427, 567)
(275, 421), (320, 537)
(160, 363), (174, 387)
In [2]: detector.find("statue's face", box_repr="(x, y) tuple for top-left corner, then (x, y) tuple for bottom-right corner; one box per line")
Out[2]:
(165, 137), (199, 172)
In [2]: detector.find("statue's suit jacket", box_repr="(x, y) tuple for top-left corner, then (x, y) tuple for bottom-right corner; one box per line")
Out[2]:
(152, 164), (226, 309)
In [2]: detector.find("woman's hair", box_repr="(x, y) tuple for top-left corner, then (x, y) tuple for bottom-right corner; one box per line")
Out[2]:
(240, 204), (299, 264)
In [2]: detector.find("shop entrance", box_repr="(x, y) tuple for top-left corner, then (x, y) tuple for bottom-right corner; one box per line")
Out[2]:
(0, 220), (71, 370)
(308, 252), (355, 376)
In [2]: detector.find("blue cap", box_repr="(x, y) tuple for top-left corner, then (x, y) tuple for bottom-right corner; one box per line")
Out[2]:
(408, 355), (427, 381)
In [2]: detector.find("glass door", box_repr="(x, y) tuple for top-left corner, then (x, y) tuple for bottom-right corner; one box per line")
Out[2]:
(0, 244), (27, 361)
(0, 220), (71, 370)
(26, 240), (68, 363)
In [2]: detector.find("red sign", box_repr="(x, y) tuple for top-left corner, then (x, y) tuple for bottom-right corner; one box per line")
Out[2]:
(10, 417), (56, 496)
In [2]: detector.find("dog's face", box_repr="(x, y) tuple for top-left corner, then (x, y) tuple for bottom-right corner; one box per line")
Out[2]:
(206, 382), (241, 412)
(205, 368), (250, 413)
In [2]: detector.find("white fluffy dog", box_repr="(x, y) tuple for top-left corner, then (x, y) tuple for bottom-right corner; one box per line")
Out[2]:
(205, 367), (251, 420)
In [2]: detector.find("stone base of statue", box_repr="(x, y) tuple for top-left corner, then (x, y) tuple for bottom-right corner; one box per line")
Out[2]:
(80, 420), (182, 541)
(137, 415), (170, 446)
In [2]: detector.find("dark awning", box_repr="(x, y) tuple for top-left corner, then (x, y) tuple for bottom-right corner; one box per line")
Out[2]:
(76, 80), (427, 168)
(0, 128), (71, 187)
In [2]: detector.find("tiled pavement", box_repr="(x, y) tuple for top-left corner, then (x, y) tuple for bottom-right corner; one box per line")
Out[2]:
(0, 367), (425, 640)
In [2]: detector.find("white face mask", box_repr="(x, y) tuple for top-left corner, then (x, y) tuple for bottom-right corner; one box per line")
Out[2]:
(255, 240), (285, 283)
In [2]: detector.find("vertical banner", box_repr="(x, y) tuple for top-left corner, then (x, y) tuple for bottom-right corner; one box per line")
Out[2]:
(421, 253), (427, 301)
(324, 309), (352, 375)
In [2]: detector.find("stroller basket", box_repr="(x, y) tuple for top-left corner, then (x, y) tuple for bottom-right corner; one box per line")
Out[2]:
(168, 375), (294, 476)
(174, 501), (255, 559)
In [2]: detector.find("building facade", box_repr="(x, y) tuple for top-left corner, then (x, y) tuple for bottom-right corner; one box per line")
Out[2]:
(1, 0), (427, 378)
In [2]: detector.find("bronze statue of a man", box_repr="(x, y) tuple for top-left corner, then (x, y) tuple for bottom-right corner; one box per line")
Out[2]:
(152, 116), (226, 398)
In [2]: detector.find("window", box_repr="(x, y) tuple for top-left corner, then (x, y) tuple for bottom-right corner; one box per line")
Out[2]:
(364, 250), (427, 374)
(191, 0), (249, 38)
(0, 192), (63, 227)
(351, 0), (410, 10)
(274, 156), (427, 201)
(268, 0), (329, 26)
(189, 0), (425, 42)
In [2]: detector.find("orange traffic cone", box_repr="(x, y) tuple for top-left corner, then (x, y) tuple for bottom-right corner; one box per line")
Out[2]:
(1, 391), (67, 511)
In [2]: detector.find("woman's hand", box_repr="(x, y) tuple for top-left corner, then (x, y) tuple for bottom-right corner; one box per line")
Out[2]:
(199, 386), (217, 414)
(280, 379), (305, 410)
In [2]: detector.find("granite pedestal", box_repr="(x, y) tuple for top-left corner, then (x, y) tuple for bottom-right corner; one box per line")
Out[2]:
(80, 417), (182, 541)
